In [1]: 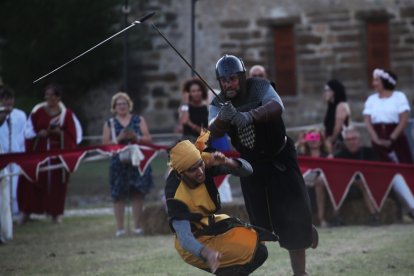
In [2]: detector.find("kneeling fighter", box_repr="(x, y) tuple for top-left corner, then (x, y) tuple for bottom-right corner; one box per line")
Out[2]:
(165, 132), (277, 275)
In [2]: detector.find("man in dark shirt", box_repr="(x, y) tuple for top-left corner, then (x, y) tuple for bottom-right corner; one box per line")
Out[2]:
(335, 126), (414, 221)
(335, 126), (379, 161)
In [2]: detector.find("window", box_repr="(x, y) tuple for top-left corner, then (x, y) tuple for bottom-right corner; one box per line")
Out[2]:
(272, 25), (297, 96)
(366, 21), (390, 85)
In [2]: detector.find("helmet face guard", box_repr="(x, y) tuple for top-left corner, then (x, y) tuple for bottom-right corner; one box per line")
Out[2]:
(215, 55), (247, 99)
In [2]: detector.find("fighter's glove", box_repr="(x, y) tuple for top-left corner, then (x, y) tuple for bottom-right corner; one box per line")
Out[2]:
(231, 111), (253, 128)
(217, 101), (237, 122)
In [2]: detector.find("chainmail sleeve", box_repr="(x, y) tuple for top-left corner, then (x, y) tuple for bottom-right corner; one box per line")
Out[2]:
(210, 158), (253, 177)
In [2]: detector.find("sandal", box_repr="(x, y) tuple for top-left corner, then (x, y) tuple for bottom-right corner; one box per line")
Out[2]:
(115, 229), (126, 237)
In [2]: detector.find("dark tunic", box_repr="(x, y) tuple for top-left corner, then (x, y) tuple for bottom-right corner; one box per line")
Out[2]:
(335, 147), (379, 161)
(209, 78), (313, 250)
(183, 105), (208, 139)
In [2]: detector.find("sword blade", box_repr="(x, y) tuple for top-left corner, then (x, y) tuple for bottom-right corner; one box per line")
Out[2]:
(151, 23), (223, 103)
(33, 12), (156, 84)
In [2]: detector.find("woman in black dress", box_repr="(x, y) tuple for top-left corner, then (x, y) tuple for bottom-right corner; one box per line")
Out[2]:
(176, 78), (208, 142)
(323, 79), (351, 153)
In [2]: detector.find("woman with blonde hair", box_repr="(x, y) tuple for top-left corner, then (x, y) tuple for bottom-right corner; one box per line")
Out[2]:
(297, 128), (332, 227)
(102, 92), (153, 237)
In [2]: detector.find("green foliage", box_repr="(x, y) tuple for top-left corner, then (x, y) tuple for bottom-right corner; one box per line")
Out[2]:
(0, 0), (122, 111)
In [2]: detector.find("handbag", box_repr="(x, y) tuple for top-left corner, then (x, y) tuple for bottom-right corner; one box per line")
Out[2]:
(110, 118), (132, 164)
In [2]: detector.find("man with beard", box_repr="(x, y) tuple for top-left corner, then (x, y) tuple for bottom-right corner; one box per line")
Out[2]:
(165, 134), (276, 275)
(208, 55), (318, 276)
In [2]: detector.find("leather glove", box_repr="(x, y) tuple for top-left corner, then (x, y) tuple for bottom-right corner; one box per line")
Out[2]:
(217, 101), (237, 122)
(231, 112), (253, 128)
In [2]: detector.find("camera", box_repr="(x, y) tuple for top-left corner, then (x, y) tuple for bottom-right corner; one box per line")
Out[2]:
(49, 122), (59, 130)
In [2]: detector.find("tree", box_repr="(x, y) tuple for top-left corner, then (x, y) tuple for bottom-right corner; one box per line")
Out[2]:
(0, 0), (122, 112)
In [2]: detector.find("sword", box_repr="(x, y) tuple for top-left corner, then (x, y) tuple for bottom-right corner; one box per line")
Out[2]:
(33, 11), (156, 84)
(151, 23), (224, 103)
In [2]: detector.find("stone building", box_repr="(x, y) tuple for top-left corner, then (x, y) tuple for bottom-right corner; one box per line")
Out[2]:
(87, 0), (414, 135)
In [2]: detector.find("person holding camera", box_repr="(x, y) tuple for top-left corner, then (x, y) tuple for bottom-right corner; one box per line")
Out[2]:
(17, 84), (82, 224)
(296, 128), (333, 228)
(175, 78), (209, 143)
(102, 92), (153, 237)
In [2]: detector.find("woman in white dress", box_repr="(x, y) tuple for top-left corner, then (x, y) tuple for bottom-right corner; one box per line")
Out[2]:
(363, 68), (412, 164)
(363, 68), (414, 219)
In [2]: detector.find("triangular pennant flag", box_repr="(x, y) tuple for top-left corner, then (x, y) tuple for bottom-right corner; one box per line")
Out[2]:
(16, 156), (49, 182)
(213, 174), (228, 188)
(300, 166), (310, 175)
(358, 165), (403, 210)
(137, 146), (159, 175)
(298, 156), (414, 212)
(58, 149), (88, 173)
(300, 157), (356, 211)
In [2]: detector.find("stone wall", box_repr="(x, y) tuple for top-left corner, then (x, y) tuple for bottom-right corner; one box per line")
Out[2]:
(114, 0), (414, 133)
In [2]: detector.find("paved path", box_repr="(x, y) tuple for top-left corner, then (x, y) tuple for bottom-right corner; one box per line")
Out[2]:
(65, 207), (113, 217)
(19, 207), (115, 221)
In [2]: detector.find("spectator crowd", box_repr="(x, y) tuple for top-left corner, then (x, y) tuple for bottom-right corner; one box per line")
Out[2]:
(0, 64), (413, 256)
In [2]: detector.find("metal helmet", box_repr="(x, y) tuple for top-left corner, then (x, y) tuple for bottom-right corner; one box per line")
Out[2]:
(215, 54), (246, 79)
(215, 55), (247, 99)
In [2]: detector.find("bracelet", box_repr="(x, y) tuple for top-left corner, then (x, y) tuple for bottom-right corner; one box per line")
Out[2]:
(180, 104), (189, 112)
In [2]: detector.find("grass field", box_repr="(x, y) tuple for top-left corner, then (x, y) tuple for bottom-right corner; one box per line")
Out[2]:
(1, 215), (413, 275)
(5, 148), (412, 275)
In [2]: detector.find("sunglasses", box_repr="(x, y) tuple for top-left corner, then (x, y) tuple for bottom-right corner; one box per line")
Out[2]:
(305, 132), (321, 142)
